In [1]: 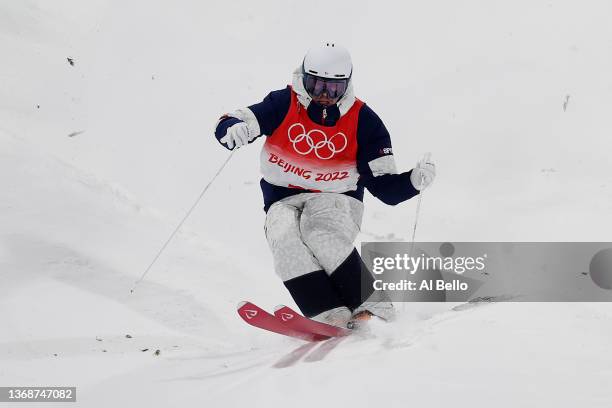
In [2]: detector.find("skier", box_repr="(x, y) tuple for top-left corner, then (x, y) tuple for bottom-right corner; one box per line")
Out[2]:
(214, 43), (436, 327)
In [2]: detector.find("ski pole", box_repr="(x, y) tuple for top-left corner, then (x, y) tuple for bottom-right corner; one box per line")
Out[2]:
(130, 151), (235, 293)
(404, 152), (431, 307)
(409, 152), (431, 249)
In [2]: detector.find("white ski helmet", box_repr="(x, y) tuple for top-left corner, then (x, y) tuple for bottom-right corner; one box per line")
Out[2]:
(302, 43), (352, 80)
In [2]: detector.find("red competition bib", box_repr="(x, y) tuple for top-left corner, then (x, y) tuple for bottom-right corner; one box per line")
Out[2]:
(260, 89), (364, 192)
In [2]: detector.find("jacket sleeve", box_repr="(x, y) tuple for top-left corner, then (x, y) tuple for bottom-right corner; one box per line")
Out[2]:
(356, 104), (419, 205)
(214, 86), (291, 150)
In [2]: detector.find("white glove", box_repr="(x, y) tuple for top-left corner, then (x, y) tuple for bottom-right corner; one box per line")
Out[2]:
(220, 122), (251, 150)
(410, 153), (436, 191)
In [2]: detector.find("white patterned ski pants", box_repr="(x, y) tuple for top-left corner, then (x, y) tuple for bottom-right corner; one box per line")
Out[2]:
(264, 192), (364, 282)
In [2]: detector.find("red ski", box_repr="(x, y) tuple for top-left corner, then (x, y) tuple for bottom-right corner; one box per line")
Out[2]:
(274, 305), (352, 338)
(237, 301), (329, 342)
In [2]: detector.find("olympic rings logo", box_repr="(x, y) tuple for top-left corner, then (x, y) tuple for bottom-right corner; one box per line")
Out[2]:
(287, 123), (348, 160)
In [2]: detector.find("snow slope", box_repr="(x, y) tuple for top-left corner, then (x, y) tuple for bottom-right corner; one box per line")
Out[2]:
(1, 1), (611, 407)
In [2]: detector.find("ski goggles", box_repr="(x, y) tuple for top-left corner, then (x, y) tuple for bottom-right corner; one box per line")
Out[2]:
(303, 73), (349, 99)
